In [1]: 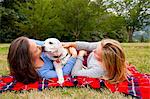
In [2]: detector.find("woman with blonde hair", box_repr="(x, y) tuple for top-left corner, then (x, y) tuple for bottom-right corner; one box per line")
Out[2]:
(63, 39), (128, 84)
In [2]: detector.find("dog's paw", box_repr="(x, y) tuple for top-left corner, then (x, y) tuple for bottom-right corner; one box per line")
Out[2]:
(57, 78), (64, 85)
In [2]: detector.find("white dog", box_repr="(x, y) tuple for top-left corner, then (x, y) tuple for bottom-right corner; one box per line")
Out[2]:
(43, 38), (71, 85)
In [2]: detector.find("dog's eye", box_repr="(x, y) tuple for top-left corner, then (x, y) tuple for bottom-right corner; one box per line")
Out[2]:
(49, 42), (53, 44)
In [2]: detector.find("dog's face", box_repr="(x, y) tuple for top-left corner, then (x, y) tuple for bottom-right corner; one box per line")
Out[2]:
(43, 38), (63, 60)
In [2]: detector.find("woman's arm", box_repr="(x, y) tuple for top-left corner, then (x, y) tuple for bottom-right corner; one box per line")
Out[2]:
(37, 63), (58, 79)
(38, 55), (77, 79)
(62, 47), (77, 75)
(71, 56), (84, 76)
(37, 69), (58, 79)
(76, 41), (98, 51)
(63, 41), (99, 51)
(71, 56), (104, 78)
(62, 57), (77, 75)
(72, 50), (105, 78)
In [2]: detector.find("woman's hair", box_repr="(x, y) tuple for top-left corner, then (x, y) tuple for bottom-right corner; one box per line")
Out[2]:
(7, 36), (39, 84)
(101, 39), (126, 84)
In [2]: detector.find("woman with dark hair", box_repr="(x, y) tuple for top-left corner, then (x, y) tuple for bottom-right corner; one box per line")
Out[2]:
(7, 36), (77, 84)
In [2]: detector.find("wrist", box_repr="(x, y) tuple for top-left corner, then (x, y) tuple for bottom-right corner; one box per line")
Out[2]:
(78, 52), (84, 56)
(77, 56), (84, 61)
(72, 54), (77, 58)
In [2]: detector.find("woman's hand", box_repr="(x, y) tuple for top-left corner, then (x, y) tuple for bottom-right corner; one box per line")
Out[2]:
(62, 42), (77, 48)
(69, 47), (77, 58)
(78, 50), (87, 57)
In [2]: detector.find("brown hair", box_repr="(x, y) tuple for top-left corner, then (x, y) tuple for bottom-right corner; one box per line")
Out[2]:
(101, 39), (126, 84)
(7, 36), (39, 84)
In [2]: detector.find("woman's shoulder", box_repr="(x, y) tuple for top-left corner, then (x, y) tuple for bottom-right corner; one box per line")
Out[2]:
(30, 39), (44, 46)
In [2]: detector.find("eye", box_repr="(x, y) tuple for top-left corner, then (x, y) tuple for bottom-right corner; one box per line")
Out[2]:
(49, 42), (53, 44)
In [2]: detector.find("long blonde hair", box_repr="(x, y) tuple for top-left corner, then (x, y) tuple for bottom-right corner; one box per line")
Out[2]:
(101, 39), (126, 84)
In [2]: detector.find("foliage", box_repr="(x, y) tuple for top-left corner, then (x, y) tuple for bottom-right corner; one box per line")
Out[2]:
(56, 0), (93, 40)
(107, 0), (150, 42)
(97, 13), (127, 42)
(14, 0), (63, 40)
(0, 1), (22, 42)
(0, 0), (149, 42)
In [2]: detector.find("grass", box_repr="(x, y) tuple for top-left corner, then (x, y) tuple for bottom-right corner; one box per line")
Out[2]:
(0, 43), (150, 99)
(122, 43), (150, 73)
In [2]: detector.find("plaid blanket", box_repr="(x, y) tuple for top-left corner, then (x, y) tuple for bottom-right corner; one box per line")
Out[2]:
(104, 65), (150, 99)
(0, 64), (150, 99)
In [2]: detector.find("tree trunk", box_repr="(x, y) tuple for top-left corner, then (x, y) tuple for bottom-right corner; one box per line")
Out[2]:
(128, 29), (133, 42)
(127, 26), (135, 42)
(73, 31), (80, 40)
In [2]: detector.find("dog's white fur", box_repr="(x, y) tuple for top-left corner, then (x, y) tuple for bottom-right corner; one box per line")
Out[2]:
(43, 38), (71, 84)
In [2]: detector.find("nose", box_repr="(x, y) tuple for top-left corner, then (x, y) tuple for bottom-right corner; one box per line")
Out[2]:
(42, 45), (50, 52)
(41, 46), (45, 52)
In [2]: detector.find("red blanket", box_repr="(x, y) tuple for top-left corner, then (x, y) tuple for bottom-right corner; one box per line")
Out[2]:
(0, 64), (150, 99)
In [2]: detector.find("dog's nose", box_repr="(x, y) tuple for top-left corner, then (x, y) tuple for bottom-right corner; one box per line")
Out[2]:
(41, 46), (45, 52)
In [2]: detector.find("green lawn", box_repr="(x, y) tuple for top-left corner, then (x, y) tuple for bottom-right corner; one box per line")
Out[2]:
(0, 43), (150, 99)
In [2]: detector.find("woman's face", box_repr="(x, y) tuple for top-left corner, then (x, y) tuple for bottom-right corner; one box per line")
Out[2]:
(94, 42), (102, 62)
(28, 39), (42, 59)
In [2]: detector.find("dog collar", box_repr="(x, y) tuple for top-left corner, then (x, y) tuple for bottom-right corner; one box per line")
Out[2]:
(60, 53), (69, 60)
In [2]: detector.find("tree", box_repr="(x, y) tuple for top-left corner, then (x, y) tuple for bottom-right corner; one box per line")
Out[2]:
(97, 14), (127, 42)
(53, 0), (118, 41)
(53, 0), (96, 40)
(0, 0), (21, 42)
(107, 0), (150, 42)
(15, 0), (63, 40)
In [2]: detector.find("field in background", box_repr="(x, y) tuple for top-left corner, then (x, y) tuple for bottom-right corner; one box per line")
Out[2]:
(0, 43), (149, 99)
(122, 43), (150, 73)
